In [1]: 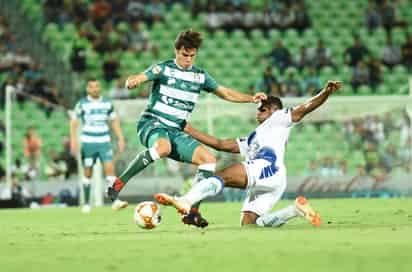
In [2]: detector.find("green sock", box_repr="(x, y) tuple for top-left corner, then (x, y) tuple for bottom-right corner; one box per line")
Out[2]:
(83, 183), (91, 205)
(191, 168), (215, 210)
(119, 149), (157, 183)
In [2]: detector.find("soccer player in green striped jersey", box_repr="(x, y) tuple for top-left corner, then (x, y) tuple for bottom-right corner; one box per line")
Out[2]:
(70, 79), (127, 213)
(107, 30), (266, 227)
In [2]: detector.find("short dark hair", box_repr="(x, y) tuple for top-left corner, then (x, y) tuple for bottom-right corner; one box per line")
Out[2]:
(87, 77), (98, 83)
(258, 96), (283, 110)
(174, 29), (203, 50)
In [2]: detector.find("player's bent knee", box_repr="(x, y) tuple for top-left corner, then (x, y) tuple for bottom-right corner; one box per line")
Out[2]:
(154, 139), (172, 157)
(241, 212), (258, 226)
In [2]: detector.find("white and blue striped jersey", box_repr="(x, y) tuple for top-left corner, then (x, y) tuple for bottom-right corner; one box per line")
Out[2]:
(236, 108), (294, 174)
(73, 96), (117, 144)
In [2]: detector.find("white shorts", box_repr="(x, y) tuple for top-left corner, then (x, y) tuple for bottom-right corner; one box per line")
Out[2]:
(241, 159), (287, 216)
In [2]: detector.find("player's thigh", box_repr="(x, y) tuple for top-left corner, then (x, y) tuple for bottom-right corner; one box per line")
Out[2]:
(81, 143), (98, 169)
(191, 144), (216, 165)
(97, 142), (113, 164)
(216, 163), (248, 189)
(138, 116), (170, 149)
(147, 129), (172, 156)
(167, 131), (202, 164)
(241, 190), (282, 218)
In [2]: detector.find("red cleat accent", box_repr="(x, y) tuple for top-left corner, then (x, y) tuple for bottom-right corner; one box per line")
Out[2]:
(113, 178), (125, 192)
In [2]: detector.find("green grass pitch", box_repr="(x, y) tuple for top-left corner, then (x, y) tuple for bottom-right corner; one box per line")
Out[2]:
(1, 198), (411, 272)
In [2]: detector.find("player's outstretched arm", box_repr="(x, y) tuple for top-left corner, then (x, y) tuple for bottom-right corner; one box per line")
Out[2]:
(214, 86), (267, 103)
(125, 73), (149, 89)
(291, 80), (342, 122)
(184, 123), (240, 153)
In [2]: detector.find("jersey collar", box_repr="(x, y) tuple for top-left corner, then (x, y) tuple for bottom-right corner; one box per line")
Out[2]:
(87, 95), (102, 102)
(174, 59), (192, 70)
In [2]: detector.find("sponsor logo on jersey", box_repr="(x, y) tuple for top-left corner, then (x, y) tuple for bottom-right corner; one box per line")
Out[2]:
(161, 95), (192, 110)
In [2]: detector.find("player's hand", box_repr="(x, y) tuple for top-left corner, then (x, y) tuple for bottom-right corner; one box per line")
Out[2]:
(118, 138), (125, 153)
(325, 81), (342, 94)
(252, 92), (267, 103)
(70, 139), (79, 155)
(125, 75), (140, 89)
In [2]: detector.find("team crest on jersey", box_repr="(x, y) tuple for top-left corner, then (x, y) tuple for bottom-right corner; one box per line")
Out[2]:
(152, 65), (161, 74)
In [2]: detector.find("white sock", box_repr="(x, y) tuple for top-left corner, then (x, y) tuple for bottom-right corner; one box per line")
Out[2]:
(198, 163), (216, 172)
(106, 176), (116, 187)
(149, 148), (160, 161)
(82, 177), (91, 185)
(256, 204), (299, 227)
(183, 176), (224, 205)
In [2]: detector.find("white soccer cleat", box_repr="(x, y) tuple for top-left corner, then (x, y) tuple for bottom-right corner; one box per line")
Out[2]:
(111, 199), (128, 211)
(81, 204), (91, 214)
(154, 193), (191, 215)
(295, 196), (321, 227)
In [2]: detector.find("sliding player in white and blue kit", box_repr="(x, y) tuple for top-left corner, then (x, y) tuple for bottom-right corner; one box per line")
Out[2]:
(70, 79), (127, 213)
(155, 81), (342, 227)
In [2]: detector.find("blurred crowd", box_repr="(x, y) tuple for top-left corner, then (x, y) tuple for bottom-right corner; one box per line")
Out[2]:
(0, 16), (63, 117)
(3, 126), (78, 184)
(303, 109), (412, 181)
(39, 0), (412, 98)
(252, 30), (412, 97)
(0, 126), (78, 182)
(201, 0), (310, 34)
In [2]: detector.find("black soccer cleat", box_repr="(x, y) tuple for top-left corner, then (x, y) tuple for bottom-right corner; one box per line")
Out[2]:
(182, 212), (209, 228)
(106, 177), (125, 202)
(107, 186), (119, 202)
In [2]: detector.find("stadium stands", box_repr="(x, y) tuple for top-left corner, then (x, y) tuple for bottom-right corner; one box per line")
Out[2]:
(0, 0), (411, 182)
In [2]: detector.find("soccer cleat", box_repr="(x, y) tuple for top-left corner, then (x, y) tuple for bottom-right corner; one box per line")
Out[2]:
(182, 211), (209, 228)
(154, 193), (191, 215)
(111, 199), (129, 211)
(81, 204), (91, 214)
(295, 196), (321, 227)
(106, 177), (125, 202)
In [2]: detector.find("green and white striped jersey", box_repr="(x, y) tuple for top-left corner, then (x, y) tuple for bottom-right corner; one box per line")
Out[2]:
(142, 59), (219, 129)
(73, 96), (116, 143)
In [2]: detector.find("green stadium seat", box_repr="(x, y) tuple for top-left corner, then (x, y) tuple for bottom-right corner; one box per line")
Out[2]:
(42, 23), (60, 42)
(250, 29), (264, 41)
(376, 85), (389, 95)
(268, 29), (281, 43)
(357, 85), (373, 95)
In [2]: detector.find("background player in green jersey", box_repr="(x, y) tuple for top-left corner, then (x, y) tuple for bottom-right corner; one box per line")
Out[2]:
(107, 30), (266, 227)
(70, 79), (127, 213)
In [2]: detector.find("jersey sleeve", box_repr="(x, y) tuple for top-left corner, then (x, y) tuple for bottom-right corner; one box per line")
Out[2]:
(72, 101), (83, 120)
(202, 71), (219, 93)
(269, 108), (293, 127)
(236, 136), (248, 157)
(144, 63), (163, 81)
(108, 101), (117, 120)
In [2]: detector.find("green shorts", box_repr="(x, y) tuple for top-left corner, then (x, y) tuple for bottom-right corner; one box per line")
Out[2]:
(137, 116), (200, 163)
(81, 142), (113, 168)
